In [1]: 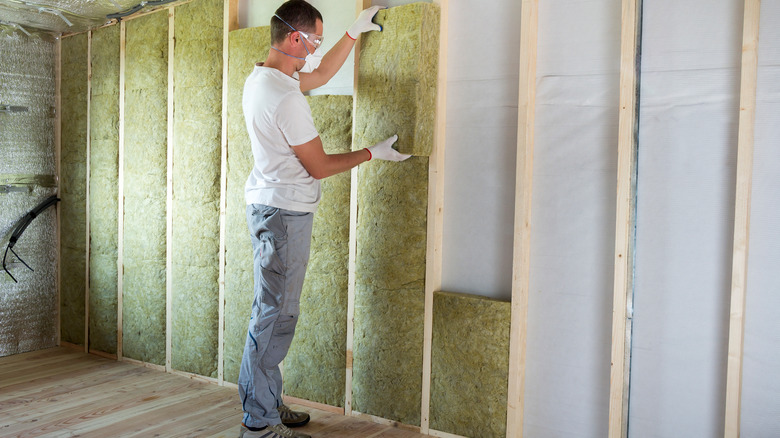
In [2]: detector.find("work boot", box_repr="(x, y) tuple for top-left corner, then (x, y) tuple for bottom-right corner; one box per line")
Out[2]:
(238, 422), (311, 438)
(278, 404), (310, 427)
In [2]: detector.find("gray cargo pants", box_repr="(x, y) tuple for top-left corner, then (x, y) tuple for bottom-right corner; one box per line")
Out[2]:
(238, 204), (313, 429)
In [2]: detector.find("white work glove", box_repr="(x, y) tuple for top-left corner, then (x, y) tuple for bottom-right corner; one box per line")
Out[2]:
(366, 135), (412, 162)
(347, 6), (383, 40)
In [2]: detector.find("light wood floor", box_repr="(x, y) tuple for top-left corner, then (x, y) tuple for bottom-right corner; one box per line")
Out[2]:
(0, 347), (430, 438)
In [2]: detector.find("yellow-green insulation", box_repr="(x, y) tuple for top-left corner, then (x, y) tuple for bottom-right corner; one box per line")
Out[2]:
(60, 33), (88, 346)
(88, 25), (120, 355)
(122, 10), (168, 365)
(353, 157), (428, 425)
(431, 291), (510, 437)
(284, 95), (352, 407)
(224, 25), (270, 383)
(225, 28), (353, 405)
(171, 0), (223, 377)
(351, 2), (438, 425)
(353, 3), (439, 156)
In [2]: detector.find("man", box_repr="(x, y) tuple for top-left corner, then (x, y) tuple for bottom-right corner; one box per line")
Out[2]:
(238, 2), (411, 437)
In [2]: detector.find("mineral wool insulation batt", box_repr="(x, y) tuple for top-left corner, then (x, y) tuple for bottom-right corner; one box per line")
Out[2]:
(431, 292), (510, 438)
(89, 25), (120, 355)
(225, 28), (353, 405)
(171, 0), (223, 377)
(60, 32), (88, 346)
(351, 3), (438, 425)
(225, 25), (271, 383)
(284, 94), (352, 407)
(122, 10), (168, 365)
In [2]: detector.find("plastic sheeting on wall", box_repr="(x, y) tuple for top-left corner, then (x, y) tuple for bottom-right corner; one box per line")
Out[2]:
(522, 1), (620, 437)
(629, 1), (742, 436)
(439, 0), (521, 301)
(0, 28), (57, 356)
(739, 1), (780, 435)
(0, 0), (149, 34)
(0, 190), (58, 357)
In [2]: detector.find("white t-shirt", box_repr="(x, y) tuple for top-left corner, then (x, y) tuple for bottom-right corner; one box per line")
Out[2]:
(242, 65), (321, 212)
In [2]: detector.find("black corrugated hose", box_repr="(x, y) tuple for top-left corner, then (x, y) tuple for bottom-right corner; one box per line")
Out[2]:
(107, 0), (179, 21)
(3, 195), (60, 283)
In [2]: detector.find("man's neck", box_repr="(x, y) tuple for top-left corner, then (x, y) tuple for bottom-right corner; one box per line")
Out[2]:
(263, 47), (299, 79)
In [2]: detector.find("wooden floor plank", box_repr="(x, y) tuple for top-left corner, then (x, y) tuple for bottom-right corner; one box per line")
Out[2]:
(1, 369), (171, 435)
(0, 360), (135, 403)
(0, 347), (73, 365)
(1, 365), (151, 417)
(0, 348), (432, 437)
(0, 349), (92, 380)
(166, 401), (243, 438)
(115, 391), (238, 437)
(62, 379), (223, 436)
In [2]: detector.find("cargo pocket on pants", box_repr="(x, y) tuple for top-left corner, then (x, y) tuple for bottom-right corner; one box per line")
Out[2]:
(260, 314), (299, 368)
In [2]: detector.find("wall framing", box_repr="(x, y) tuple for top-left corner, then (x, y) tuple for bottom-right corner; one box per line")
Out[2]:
(724, 0), (761, 436)
(55, 35), (62, 347)
(608, 0), (642, 437)
(46, 1), (780, 437)
(345, 0), (372, 417)
(217, 0), (238, 386)
(421, 0), (448, 434)
(505, 0), (538, 437)
(165, 6), (175, 373)
(116, 20), (126, 361)
(84, 30), (92, 355)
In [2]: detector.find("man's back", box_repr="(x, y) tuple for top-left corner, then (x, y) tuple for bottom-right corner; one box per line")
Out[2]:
(242, 65), (321, 213)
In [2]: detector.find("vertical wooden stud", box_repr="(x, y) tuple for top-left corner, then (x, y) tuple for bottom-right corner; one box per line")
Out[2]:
(420, 0), (448, 434)
(85, 30), (92, 355)
(608, 1), (642, 437)
(724, 0), (761, 436)
(166, 7), (175, 373)
(117, 20), (126, 361)
(218, 0), (238, 385)
(55, 35), (62, 346)
(345, 0), (373, 416)
(226, 0), (239, 31)
(506, 1), (538, 437)
(345, 167), (357, 416)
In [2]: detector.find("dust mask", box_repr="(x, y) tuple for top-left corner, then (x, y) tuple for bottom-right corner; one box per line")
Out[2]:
(299, 48), (324, 73)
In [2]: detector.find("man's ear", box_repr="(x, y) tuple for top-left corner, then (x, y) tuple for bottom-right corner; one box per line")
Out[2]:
(289, 31), (301, 47)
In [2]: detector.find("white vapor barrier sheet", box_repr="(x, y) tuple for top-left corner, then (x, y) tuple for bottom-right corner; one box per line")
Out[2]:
(740, 1), (780, 435)
(523, 1), (619, 437)
(439, 0), (520, 300)
(0, 29), (58, 357)
(628, 1), (742, 436)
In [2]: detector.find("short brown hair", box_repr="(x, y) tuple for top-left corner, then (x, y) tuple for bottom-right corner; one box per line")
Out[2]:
(271, 0), (323, 45)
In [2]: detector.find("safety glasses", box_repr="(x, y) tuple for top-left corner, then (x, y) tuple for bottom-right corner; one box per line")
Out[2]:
(275, 14), (323, 50)
(297, 29), (323, 50)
